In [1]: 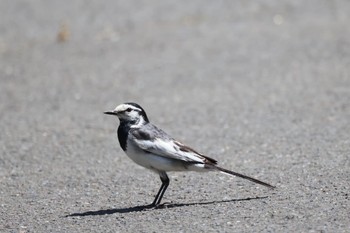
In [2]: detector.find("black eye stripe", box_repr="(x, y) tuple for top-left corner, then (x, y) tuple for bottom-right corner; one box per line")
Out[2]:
(123, 106), (142, 113)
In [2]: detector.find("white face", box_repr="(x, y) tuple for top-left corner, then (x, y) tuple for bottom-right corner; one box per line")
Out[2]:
(113, 103), (143, 122)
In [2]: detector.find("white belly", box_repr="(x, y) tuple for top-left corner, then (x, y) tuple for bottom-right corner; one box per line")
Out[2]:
(124, 139), (190, 172)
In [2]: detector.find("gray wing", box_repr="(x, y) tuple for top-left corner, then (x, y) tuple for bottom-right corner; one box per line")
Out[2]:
(130, 124), (217, 164)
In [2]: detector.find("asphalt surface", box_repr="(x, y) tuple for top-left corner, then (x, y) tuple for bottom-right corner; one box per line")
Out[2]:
(1, 1), (350, 232)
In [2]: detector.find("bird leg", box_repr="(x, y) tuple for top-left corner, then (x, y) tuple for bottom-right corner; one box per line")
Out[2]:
(151, 172), (169, 206)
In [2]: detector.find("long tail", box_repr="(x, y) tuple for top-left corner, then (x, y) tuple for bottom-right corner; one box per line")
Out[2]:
(216, 166), (275, 189)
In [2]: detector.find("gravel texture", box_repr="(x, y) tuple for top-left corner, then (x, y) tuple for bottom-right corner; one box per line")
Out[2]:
(1, 1), (350, 232)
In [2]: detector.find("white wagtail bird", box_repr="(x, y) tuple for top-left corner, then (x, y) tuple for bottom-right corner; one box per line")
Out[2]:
(104, 102), (275, 207)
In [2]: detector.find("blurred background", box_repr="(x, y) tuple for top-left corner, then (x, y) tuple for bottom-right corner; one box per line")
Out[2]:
(1, 1), (349, 232)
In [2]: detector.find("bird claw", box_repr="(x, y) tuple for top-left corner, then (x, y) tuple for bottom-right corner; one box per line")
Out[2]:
(147, 201), (172, 209)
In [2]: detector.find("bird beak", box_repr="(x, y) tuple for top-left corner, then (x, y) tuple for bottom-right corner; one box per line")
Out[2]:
(104, 111), (118, 116)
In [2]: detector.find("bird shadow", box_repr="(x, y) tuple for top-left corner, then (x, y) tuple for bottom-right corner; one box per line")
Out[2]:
(65, 196), (268, 217)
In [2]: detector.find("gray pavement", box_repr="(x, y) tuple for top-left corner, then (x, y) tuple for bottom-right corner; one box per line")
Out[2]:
(1, 0), (350, 232)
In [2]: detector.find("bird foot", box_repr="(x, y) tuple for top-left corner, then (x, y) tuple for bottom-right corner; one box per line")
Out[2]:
(148, 201), (172, 209)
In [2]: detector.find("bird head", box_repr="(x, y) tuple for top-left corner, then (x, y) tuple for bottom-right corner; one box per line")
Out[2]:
(104, 102), (149, 124)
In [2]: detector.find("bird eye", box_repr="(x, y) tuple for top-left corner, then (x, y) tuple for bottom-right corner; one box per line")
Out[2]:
(126, 108), (132, 112)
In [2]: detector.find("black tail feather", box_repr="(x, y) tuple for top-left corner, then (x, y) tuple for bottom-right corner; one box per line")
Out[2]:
(216, 166), (275, 189)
